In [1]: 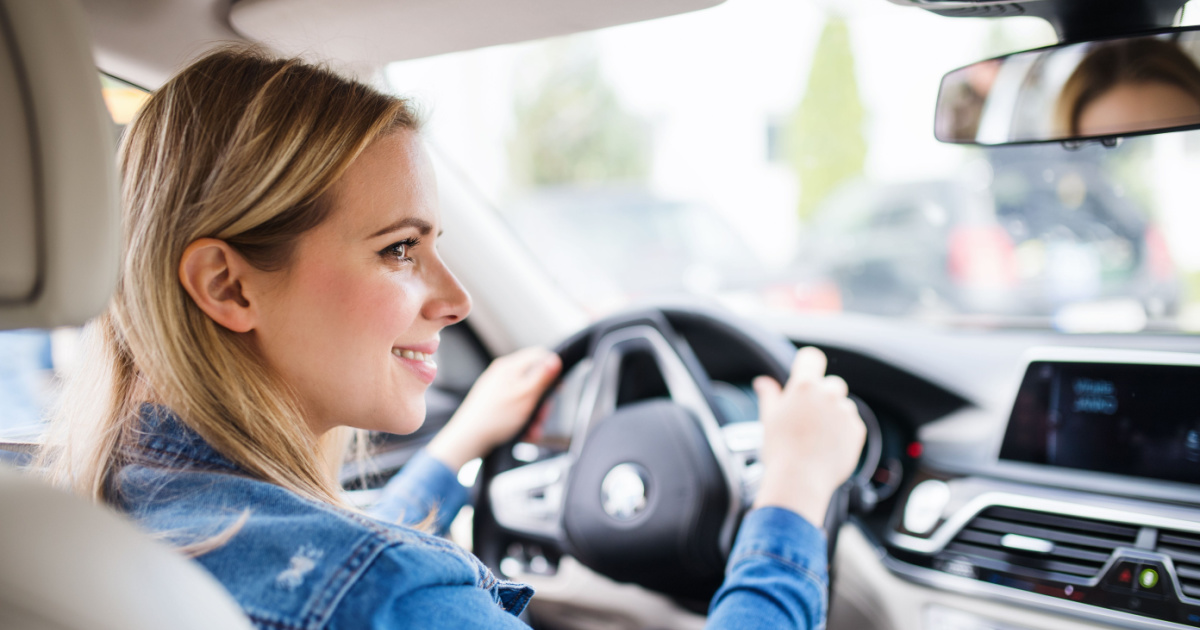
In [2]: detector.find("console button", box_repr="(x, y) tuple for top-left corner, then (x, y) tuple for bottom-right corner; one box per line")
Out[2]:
(1103, 561), (1139, 594)
(1133, 562), (1168, 599)
(1139, 567), (1160, 589)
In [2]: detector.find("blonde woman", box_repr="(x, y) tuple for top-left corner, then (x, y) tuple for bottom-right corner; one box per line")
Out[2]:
(39, 47), (865, 628)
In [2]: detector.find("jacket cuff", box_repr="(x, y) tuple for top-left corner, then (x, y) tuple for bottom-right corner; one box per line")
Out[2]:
(729, 506), (829, 580)
(369, 449), (470, 536)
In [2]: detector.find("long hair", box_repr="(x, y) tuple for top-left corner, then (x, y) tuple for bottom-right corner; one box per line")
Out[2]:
(38, 46), (419, 507)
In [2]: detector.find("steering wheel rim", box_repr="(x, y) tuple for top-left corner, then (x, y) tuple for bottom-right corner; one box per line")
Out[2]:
(473, 305), (867, 601)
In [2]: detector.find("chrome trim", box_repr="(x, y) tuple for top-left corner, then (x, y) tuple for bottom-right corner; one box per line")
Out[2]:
(999, 533), (1054, 553)
(721, 422), (763, 509)
(488, 455), (570, 540)
(885, 554), (1200, 630)
(569, 325), (743, 553)
(889, 491), (1200, 555)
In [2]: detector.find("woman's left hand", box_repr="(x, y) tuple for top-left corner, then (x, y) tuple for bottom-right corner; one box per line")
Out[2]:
(426, 347), (562, 472)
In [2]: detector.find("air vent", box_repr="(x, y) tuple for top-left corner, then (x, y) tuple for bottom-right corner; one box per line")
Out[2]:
(1156, 530), (1200, 599)
(941, 506), (1139, 582)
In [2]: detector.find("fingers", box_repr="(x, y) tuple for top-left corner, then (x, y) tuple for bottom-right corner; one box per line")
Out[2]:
(789, 346), (828, 387)
(496, 347), (562, 383)
(753, 375), (782, 422)
(822, 374), (849, 398)
(753, 375), (782, 402)
(531, 352), (562, 387)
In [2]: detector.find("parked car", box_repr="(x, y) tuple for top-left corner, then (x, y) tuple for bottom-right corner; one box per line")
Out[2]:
(798, 147), (1179, 323)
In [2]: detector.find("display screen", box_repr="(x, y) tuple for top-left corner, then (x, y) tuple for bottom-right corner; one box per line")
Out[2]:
(1000, 360), (1200, 485)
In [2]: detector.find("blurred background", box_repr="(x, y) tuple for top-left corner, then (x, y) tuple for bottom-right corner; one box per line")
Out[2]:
(7, 0), (1200, 435)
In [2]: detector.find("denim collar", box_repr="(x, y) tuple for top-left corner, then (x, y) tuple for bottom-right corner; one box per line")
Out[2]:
(130, 403), (243, 473)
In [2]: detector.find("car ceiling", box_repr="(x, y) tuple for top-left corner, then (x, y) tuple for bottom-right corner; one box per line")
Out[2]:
(82, 0), (724, 89)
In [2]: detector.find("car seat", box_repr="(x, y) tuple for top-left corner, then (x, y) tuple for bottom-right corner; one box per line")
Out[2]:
(0, 1), (254, 628)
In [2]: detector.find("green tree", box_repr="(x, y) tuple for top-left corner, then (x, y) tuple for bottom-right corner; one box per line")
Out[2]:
(508, 38), (650, 189)
(787, 15), (866, 222)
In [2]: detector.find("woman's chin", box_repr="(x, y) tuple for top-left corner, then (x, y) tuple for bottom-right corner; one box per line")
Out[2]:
(381, 406), (427, 436)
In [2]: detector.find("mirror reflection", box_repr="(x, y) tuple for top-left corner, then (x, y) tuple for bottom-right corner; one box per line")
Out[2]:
(937, 29), (1200, 145)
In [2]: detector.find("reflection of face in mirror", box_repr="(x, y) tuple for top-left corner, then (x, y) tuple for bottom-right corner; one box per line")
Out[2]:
(1056, 38), (1200, 138)
(940, 59), (1002, 141)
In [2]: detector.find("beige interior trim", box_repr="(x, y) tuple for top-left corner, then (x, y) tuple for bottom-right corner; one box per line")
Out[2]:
(0, 464), (255, 630)
(231, 0), (724, 75)
(0, 0), (118, 331)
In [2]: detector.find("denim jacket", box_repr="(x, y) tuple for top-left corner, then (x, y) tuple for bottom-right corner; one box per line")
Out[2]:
(114, 405), (829, 629)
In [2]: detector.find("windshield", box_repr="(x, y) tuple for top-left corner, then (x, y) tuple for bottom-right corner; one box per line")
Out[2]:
(385, 0), (1200, 333)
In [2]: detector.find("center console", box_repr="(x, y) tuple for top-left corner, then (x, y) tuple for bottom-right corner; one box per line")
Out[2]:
(887, 348), (1200, 629)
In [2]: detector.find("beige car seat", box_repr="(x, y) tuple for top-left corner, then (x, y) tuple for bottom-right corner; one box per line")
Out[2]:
(0, 0), (254, 628)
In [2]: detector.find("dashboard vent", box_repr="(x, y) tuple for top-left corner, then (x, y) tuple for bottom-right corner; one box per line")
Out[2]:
(943, 506), (1138, 581)
(1156, 529), (1200, 599)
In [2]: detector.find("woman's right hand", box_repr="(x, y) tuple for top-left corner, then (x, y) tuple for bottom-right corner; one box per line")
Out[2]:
(751, 346), (867, 528)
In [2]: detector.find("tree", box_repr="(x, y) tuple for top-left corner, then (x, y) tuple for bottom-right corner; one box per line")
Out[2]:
(508, 38), (650, 189)
(787, 15), (866, 222)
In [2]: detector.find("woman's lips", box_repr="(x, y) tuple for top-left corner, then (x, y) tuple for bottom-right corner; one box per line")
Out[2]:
(392, 347), (437, 384)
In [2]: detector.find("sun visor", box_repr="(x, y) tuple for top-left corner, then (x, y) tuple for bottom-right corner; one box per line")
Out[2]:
(231, 0), (724, 69)
(0, 0), (118, 331)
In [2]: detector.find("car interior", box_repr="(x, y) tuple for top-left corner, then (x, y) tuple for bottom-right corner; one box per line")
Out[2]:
(7, 0), (1200, 629)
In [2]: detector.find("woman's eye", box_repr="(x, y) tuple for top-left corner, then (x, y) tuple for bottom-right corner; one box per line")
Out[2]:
(382, 238), (419, 261)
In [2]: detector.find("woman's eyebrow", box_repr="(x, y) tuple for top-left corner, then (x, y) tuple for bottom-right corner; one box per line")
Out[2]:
(369, 217), (433, 238)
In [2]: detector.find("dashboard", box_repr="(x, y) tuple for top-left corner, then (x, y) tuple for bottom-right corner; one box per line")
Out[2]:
(885, 347), (1200, 630)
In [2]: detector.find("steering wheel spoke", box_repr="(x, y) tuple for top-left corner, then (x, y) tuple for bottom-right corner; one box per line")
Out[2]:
(488, 455), (569, 541)
(721, 422), (764, 510)
(568, 324), (744, 552)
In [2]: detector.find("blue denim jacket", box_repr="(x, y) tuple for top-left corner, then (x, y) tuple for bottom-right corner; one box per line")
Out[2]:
(114, 405), (828, 629)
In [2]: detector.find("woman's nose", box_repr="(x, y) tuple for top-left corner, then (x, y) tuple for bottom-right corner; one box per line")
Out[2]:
(423, 256), (471, 324)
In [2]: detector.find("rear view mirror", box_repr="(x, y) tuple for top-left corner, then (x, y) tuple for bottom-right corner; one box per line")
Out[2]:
(935, 27), (1200, 146)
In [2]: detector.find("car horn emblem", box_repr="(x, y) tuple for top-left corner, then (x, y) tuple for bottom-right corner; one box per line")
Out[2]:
(600, 463), (649, 521)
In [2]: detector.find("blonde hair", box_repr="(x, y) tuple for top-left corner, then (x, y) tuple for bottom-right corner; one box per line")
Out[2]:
(38, 46), (419, 508)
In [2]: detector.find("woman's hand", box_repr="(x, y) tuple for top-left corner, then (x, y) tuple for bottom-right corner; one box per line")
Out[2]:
(751, 346), (866, 527)
(426, 347), (562, 472)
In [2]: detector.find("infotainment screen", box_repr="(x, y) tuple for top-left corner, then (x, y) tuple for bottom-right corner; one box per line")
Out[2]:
(999, 360), (1200, 485)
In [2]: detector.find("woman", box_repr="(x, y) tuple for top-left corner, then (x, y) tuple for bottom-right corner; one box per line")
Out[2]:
(1055, 38), (1200, 138)
(38, 46), (865, 628)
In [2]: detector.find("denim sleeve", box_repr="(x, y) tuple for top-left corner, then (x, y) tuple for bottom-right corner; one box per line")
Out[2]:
(332, 583), (532, 629)
(705, 507), (829, 630)
(367, 449), (469, 536)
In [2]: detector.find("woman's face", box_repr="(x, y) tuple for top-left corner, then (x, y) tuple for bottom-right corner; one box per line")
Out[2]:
(1078, 80), (1200, 137)
(251, 130), (470, 435)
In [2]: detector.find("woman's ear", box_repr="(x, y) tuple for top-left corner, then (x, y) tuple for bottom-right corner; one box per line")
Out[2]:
(178, 238), (259, 333)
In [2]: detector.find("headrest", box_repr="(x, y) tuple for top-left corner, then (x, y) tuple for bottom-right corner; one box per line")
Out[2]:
(0, 0), (118, 331)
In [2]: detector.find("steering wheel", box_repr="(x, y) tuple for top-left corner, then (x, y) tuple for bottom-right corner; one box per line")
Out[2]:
(472, 305), (877, 603)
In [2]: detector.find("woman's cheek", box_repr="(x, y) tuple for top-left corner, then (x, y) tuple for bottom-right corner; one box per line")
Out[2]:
(356, 275), (423, 335)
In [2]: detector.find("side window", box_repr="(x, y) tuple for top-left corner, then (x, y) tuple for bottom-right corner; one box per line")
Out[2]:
(100, 73), (150, 137)
(0, 330), (54, 443)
